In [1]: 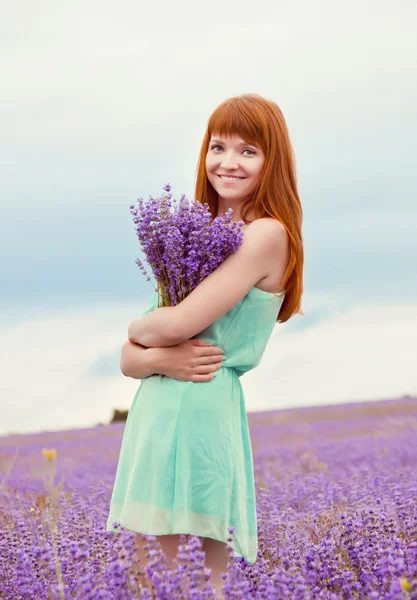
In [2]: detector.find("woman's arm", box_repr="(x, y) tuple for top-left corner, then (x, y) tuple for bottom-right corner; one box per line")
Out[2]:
(127, 306), (178, 347)
(120, 341), (164, 379)
(128, 219), (288, 347)
(120, 338), (225, 382)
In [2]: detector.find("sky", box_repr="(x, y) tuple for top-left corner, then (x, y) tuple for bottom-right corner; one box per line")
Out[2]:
(1, 1), (416, 436)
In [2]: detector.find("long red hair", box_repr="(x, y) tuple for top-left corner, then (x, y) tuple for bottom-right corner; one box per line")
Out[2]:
(194, 93), (304, 323)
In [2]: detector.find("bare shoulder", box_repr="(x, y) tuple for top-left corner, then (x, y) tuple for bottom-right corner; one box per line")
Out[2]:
(245, 217), (288, 250)
(246, 218), (289, 290)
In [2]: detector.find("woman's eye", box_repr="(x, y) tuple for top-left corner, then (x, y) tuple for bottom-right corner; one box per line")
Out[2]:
(210, 145), (255, 156)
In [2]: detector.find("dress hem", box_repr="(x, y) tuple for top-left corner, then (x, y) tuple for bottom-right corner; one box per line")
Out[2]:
(106, 502), (258, 565)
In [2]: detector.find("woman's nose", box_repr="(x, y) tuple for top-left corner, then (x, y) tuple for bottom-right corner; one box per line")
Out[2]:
(221, 153), (239, 169)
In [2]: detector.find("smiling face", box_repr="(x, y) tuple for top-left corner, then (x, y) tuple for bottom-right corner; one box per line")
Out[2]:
(205, 133), (265, 208)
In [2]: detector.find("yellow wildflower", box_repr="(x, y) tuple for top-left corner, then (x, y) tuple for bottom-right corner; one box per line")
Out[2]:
(400, 577), (412, 592)
(41, 448), (57, 460)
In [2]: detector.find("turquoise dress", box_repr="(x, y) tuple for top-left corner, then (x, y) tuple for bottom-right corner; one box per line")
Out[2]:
(106, 286), (285, 565)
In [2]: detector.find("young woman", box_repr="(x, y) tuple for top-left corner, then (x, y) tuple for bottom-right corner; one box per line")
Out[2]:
(106, 93), (303, 598)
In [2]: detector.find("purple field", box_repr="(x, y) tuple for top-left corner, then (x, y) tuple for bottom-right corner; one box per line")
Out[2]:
(1, 396), (416, 599)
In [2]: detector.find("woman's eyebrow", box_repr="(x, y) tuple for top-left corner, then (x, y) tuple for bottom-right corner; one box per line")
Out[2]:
(210, 138), (254, 147)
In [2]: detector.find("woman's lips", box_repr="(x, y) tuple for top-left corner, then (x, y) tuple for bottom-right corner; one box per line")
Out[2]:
(217, 175), (245, 181)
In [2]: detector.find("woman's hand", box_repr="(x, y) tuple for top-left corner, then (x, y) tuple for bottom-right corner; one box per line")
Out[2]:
(155, 338), (225, 383)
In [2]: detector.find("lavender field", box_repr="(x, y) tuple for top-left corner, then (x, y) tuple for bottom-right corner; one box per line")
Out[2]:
(1, 396), (416, 599)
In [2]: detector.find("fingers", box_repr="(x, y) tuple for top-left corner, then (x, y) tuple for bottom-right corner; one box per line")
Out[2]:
(190, 372), (218, 382)
(195, 354), (224, 366)
(198, 347), (224, 358)
(190, 339), (224, 355)
(193, 362), (223, 375)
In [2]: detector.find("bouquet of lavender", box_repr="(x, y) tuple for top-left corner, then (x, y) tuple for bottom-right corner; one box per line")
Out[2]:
(129, 184), (245, 308)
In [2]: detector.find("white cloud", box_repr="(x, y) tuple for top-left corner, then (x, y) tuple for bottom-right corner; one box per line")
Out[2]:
(243, 303), (417, 410)
(1, 301), (416, 437)
(0, 300), (147, 436)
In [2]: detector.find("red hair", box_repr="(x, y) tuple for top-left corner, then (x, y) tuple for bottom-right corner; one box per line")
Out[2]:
(194, 93), (304, 323)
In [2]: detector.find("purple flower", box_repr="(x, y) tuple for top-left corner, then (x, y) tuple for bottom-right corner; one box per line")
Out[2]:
(129, 184), (245, 307)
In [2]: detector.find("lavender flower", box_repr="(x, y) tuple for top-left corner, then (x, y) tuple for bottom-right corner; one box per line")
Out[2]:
(1, 397), (417, 598)
(129, 184), (245, 307)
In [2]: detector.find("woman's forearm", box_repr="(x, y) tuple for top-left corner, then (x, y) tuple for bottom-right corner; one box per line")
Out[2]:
(127, 305), (178, 347)
(120, 342), (165, 379)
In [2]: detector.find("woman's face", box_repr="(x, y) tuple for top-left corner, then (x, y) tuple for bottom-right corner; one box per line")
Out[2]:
(205, 133), (265, 204)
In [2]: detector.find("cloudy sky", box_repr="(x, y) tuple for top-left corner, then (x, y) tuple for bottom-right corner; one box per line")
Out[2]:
(1, 1), (416, 436)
